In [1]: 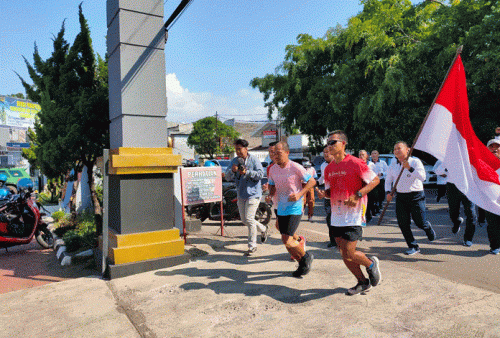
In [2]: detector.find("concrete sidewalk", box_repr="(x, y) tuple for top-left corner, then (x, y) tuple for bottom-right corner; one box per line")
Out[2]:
(1, 230), (500, 338)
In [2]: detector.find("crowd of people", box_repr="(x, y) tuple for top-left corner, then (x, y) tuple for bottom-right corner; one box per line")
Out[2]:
(223, 127), (500, 296)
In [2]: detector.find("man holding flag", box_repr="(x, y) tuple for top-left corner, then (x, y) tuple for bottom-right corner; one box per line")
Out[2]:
(412, 51), (500, 252)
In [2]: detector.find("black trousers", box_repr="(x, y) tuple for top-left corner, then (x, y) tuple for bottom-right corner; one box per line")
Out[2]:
(396, 191), (433, 249)
(436, 184), (447, 202)
(446, 183), (476, 242)
(324, 198), (335, 243)
(485, 210), (500, 250)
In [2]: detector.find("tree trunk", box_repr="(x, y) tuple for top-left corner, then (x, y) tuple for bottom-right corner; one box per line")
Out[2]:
(83, 160), (102, 236)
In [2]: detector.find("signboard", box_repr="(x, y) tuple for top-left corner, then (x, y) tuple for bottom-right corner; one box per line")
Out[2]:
(180, 167), (223, 206)
(263, 130), (277, 139)
(0, 97), (40, 129)
(6, 142), (30, 148)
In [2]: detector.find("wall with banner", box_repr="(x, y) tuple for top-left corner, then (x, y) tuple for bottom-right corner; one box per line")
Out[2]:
(0, 96), (39, 130)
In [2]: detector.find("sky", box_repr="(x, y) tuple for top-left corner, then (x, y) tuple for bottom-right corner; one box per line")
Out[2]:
(0, 1), (411, 124)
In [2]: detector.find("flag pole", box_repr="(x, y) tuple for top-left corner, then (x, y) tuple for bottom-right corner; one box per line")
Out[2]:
(377, 45), (464, 225)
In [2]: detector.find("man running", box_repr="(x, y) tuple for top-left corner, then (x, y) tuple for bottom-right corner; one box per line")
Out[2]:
(268, 141), (316, 277)
(323, 130), (381, 295)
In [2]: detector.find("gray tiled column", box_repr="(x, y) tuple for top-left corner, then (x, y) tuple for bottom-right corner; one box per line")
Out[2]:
(106, 0), (173, 235)
(107, 0), (168, 149)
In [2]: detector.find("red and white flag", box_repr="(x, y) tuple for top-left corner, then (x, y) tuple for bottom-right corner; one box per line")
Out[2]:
(415, 55), (500, 215)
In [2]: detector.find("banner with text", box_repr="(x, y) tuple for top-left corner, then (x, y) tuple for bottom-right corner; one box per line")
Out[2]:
(0, 96), (40, 129)
(180, 167), (223, 206)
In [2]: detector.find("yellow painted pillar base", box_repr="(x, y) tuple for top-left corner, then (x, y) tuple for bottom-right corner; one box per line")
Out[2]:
(99, 147), (189, 278)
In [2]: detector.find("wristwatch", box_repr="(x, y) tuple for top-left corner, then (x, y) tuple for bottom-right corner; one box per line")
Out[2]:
(355, 191), (363, 198)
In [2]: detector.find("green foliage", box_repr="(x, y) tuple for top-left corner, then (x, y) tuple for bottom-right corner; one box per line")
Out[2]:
(62, 230), (81, 253)
(251, 0), (500, 152)
(51, 210), (66, 222)
(58, 211), (97, 252)
(38, 192), (58, 205)
(187, 117), (240, 157)
(18, 4), (108, 215)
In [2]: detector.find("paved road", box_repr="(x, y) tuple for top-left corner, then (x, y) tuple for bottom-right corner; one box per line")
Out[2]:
(0, 239), (94, 294)
(196, 188), (500, 294)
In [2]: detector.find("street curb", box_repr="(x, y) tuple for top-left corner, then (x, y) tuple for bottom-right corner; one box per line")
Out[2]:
(53, 233), (94, 266)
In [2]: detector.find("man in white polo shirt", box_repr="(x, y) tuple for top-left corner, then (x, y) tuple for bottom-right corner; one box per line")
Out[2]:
(385, 141), (436, 255)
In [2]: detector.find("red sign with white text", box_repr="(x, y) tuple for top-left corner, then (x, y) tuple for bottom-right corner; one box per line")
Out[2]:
(180, 167), (223, 206)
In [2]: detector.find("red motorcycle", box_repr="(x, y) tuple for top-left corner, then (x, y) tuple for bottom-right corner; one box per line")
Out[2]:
(0, 178), (54, 250)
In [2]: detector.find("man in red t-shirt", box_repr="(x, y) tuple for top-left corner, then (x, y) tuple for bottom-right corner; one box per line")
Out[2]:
(324, 130), (381, 296)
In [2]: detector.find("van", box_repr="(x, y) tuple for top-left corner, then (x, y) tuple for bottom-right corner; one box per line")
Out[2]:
(0, 167), (31, 193)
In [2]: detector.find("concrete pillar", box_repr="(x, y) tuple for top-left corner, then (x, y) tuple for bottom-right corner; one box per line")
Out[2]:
(104, 0), (188, 278)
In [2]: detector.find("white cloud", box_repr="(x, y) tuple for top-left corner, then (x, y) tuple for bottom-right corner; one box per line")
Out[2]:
(165, 73), (270, 123)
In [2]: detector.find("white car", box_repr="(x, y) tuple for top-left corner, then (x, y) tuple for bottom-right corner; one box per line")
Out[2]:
(374, 154), (436, 185)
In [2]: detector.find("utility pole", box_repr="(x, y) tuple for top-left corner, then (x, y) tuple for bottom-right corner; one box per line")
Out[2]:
(215, 111), (221, 156)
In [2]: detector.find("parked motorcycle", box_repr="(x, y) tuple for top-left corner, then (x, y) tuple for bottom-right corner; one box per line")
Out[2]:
(187, 182), (272, 225)
(0, 178), (54, 250)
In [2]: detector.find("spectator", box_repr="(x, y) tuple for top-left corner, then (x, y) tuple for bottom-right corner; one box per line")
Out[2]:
(433, 160), (448, 202)
(302, 158), (317, 222)
(316, 145), (336, 247)
(371, 150), (388, 214)
(359, 150), (376, 223)
(225, 139), (268, 256)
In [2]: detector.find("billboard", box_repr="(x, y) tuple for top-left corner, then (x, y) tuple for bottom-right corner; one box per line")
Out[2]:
(0, 96), (40, 129)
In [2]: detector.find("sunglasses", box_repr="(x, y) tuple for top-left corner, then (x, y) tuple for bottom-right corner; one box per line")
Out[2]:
(327, 139), (341, 146)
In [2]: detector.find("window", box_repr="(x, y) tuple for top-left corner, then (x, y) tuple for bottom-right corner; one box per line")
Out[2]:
(9, 170), (22, 177)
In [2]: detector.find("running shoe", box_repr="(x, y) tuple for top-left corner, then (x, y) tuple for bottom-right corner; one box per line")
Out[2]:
(405, 247), (420, 255)
(244, 247), (257, 256)
(346, 280), (372, 296)
(426, 227), (436, 241)
(292, 252), (314, 278)
(367, 256), (381, 286)
(260, 225), (269, 243)
(489, 248), (500, 255)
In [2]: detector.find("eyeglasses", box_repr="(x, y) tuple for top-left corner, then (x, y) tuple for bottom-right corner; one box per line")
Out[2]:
(327, 139), (341, 146)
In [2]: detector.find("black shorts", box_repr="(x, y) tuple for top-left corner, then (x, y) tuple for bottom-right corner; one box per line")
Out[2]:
(330, 226), (363, 242)
(277, 214), (302, 236)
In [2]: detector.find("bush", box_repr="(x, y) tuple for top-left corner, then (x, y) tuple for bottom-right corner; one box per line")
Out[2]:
(62, 230), (82, 253)
(51, 210), (65, 222)
(38, 192), (59, 205)
(59, 211), (98, 253)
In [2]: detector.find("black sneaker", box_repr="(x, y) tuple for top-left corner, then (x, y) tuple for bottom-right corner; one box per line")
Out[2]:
(452, 217), (463, 234)
(292, 252), (314, 278)
(367, 256), (381, 287)
(426, 227), (436, 241)
(260, 225), (269, 243)
(244, 247), (257, 256)
(346, 280), (372, 296)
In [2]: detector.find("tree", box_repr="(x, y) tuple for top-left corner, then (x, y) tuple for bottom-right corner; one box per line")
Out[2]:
(187, 117), (239, 158)
(19, 4), (109, 215)
(251, 0), (500, 153)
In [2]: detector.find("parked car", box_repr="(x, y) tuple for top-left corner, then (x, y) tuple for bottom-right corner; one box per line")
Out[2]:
(0, 167), (31, 193)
